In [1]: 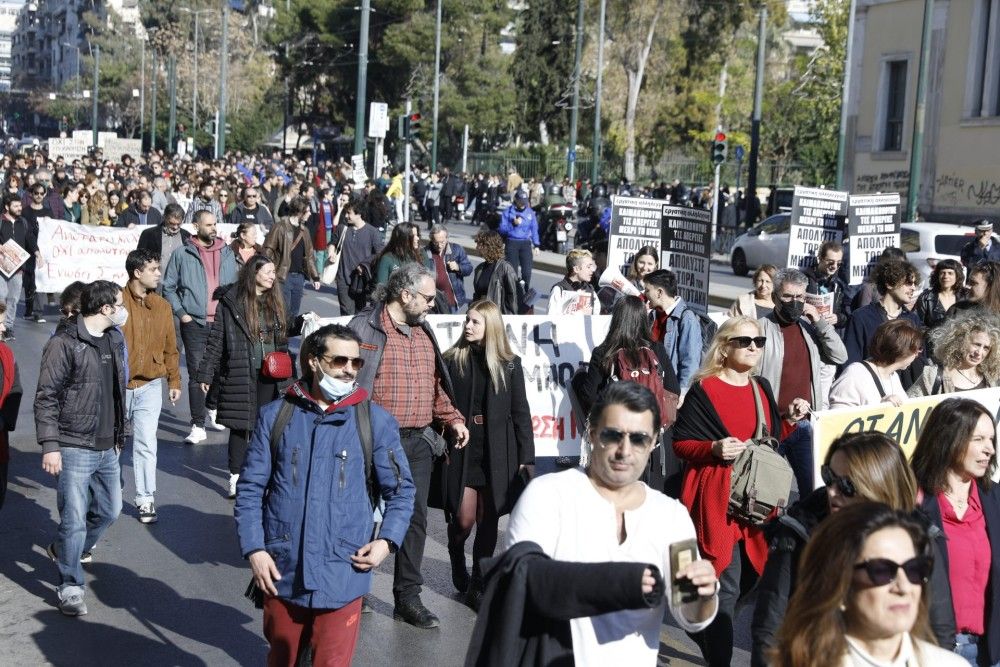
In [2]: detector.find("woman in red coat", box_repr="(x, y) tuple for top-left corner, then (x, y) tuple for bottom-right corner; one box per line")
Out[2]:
(672, 315), (809, 667)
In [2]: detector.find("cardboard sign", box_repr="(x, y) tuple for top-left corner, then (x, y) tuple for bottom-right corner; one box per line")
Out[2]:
(0, 239), (29, 278)
(787, 186), (848, 270)
(607, 196), (664, 276)
(47, 137), (90, 161)
(661, 205), (712, 314)
(847, 193), (901, 285)
(102, 138), (142, 164)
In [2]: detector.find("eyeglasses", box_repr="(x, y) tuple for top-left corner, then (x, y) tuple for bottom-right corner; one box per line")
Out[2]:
(820, 464), (856, 497)
(728, 336), (766, 349)
(778, 293), (806, 302)
(595, 427), (655, 449)
(319, 354), (365, 371)
(411, 290), (437, 305)
(822, 259), (843, 266)
(853, 556), (932, 586)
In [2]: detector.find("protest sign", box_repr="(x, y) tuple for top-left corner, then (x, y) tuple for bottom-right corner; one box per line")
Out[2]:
(47, 137), (90, 161)
(607, 196), (664, 276)
(0, 239), (29, 278)
(103, 138), (142, 164)
(811, 387), (1000, 483)
(302, 314), (612, 458)
(661, 205), (712, 313)
(35, 218), (143, 291)
(786, 186), (847, 270)
(846, 192), (901, 285)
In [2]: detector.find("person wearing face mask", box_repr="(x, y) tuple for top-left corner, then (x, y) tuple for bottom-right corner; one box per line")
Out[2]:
(234, 324), (415, 666)
(756, 268), (847, 493)
(195, 256), (291, 498)
(35, 280), (129, 617)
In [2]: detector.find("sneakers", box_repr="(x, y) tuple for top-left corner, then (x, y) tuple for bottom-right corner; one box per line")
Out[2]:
(25, 313), (46, 323)
(46, 542), (93, 564)
(205, 409), (226, 431)
(228, 473), (239, 499)
(2, 330), (15, 342)
(58, 592), (88, 616)
(138, 502), (158, 524)
(184, 425), (207, 444)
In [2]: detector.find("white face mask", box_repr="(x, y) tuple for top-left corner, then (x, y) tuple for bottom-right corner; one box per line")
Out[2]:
(319, 370), (355, 401)
(107, 305), (128, 328)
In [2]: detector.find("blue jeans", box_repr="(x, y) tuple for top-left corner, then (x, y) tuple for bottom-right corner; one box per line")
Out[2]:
(780, 420), (815, 497)
(0, 271), (22, 329)
(55, 447), (122, 592)
(126, 378), (163, 506)
(955, 633), (1000, 666)
(281, 271), (306, 326)
(504, 239), (534, 290)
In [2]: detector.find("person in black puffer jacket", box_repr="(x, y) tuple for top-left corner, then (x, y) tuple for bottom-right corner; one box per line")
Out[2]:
(750, 431), (920, 667)
(196, 255), (291, 497)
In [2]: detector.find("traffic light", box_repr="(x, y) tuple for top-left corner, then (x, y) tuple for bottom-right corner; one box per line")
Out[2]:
(711, 131), (727, 166)
(404, 113), (422, 141)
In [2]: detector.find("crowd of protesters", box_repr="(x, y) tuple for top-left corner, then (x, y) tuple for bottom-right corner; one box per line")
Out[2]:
(1, 144), (999, 667)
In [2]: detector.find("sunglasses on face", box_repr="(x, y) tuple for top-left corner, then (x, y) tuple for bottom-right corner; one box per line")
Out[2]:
(595, 427), (655, 449)
(853, 556), (932, 586)
(820, 464), (857, 497)
(319, 354), (365, 371)
(728, 336), (766, 349)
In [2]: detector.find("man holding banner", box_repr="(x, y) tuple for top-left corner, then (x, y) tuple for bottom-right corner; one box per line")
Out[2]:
(0, 194), (40, 341)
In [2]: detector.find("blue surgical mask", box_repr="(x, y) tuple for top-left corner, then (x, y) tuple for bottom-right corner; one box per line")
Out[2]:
(319, 371), (355, 401)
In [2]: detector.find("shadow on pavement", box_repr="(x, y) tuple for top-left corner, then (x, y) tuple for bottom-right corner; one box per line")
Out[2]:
(31, 609), (209, 667)
(143, 502), (243, 567)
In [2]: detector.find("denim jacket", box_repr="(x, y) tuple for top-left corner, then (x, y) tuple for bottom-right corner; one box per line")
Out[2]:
(662, 298), (702, 394)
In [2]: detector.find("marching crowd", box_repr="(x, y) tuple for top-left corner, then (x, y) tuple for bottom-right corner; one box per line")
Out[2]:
(0, 145), (997, 667)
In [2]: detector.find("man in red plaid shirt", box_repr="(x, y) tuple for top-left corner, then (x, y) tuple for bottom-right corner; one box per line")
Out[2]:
(349, 262), (469, 629)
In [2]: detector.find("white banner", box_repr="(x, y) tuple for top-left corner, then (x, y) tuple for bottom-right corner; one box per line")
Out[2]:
(301, 314), (613, 458)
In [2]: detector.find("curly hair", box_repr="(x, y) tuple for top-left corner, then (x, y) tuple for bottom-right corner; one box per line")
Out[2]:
(874, 260), (919, 295)
(474, 229), (506, 263)
(928, 311), (1000, 381)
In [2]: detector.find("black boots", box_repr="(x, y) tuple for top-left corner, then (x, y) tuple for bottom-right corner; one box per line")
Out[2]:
(449, 545), (470, 593)
(465, 567), (484, 611)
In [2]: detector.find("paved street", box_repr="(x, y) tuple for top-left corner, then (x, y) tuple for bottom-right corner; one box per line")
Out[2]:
(0, 244), (754, 666)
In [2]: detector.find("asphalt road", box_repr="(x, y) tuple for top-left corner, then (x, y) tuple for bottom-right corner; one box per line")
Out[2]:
(0, 243), (754, 666)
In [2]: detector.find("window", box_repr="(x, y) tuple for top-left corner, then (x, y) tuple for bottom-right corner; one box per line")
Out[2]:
(883, 61), (907, 151)
(965, 0), (1000, 118)
(900, 228), (920, 253)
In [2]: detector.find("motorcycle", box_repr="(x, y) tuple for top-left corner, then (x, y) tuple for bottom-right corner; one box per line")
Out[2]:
(540, 202), (575, 254)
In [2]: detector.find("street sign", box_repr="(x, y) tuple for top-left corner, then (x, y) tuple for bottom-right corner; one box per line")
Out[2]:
(735, 145), (745, 162)
(368, 102), (389, 138)
(568, 150), (576, 161)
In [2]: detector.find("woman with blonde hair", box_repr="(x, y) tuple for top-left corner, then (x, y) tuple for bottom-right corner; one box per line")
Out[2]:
(751, 431), (919, 665)
(908, 312), (1000, 396)
(438, 299), (534, 609)
(729, 264), (777, 318)
(772, 502), (964, 667)
(673, 315), (810, 666)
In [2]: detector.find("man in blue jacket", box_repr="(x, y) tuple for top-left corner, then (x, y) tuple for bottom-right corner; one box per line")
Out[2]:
(498, 193), (540, 290)
(235, 324), (415, 666)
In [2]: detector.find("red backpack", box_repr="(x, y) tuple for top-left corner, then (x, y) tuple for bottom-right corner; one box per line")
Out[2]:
(611, 347), (679, 430)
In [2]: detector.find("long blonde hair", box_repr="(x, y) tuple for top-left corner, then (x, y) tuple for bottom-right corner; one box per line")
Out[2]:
(443, 300), (514, 393)
(691, 315), (761, 384)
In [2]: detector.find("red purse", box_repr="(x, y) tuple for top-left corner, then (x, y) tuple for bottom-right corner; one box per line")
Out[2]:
(262, 351), (293, 380)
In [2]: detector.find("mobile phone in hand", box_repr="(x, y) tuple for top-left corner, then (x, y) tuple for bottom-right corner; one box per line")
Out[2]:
(669, 538), (701, 606)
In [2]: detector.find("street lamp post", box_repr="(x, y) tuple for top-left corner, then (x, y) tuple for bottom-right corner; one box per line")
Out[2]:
(92, 44), (100, 147)
(179, 7), (211, 155)
(217, 0), (229, 158)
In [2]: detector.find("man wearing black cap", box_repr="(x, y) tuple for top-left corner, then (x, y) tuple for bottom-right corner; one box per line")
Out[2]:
(498, 192), (540, 290)
(961, 220), (1000, 269)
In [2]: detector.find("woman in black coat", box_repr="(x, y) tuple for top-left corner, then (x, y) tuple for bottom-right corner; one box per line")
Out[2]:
(440, 299), (534, 608)
(196, 254), (291, 498)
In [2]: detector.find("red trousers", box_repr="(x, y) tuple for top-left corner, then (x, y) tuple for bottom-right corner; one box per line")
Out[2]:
(263, 596), (363, 667)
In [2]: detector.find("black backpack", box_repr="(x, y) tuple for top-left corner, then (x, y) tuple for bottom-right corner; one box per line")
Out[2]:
(676, 304), (718, 357)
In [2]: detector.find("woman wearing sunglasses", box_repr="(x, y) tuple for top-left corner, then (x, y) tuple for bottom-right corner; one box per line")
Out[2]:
(196, 255), (290, 498)
(773, 502), (965, 667)
(909, 312), (1000, 397)
(911, 398), (1000, 666)
(751, 432), (918, 666)
(438, 300), (533, 609)
(672, 316), (809, 667)
(829, 319), (923, 408)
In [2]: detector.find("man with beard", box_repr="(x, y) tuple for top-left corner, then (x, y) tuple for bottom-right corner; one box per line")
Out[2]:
(348, 263), (469, 629)
(162, 210), (238, 444)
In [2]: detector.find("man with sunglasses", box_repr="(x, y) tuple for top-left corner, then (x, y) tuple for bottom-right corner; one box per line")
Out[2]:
(348, 262), (469, 629)
(961, 220), (1000, 269)
(19, 182), (52, 323)
(805, 240), (851, 331)
(757, 268), (847, 493)
(226, 186), (274, 232)
(235, 324), (415, 665)
(503, 382), (719, 665)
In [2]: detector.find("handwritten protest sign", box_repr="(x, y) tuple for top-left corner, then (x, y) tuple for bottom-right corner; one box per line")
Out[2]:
(607, 196), (664, 275)
(302, 314), (612, 458)
(787, 186), (847, 270)
(35, 218), (143, 290)
(0, 239), (29, 278)
(846, 193), (901, 285)
(661, 206), (712, 314)
(47, 137), (90, 161)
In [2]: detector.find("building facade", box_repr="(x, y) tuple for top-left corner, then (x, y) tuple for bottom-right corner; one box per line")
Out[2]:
(0, 1), (21, 92)
(845, 0), (1000, 222)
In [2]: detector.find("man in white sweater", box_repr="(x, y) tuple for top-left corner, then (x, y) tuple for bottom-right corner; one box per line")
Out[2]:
(547, 248), (601, 315)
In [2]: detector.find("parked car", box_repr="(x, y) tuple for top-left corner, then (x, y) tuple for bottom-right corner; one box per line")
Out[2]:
(729, 216), (977, 285)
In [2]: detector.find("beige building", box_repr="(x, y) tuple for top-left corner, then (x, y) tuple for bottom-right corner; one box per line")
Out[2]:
(845, 0), (1000, 222)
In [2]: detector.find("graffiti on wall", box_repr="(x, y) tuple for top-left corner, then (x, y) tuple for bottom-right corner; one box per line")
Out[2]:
(855, 170), (910, 195)
(935, 171), (1000, 209)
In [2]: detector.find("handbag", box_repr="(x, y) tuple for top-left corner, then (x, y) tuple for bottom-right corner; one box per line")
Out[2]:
(321, 226), (347, 285)
(260, 321), (293, 380)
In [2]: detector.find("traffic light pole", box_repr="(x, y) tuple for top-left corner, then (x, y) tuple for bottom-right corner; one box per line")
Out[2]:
(567, 0), (584, 180)
(91, 44), (100, 148)
(711, 127), (722, 248)
(354, 0), (370, 156)
(745, 5), (767, 229)
(431, 0), (442, 171)
(217, 1), (229, 158)
(591, 0), (606, 184)
(404, 100), (412, 223)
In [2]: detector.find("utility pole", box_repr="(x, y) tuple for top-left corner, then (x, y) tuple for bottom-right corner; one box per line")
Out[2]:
(431, 0), (442, 170)
(907, 0), (934, 221)
(461, 124), (469, 174)
(354, 0), (371, 156)
(835, 0), (858, 190)
(139, 38), (145, 145)
(404, 99), (412, 222)
(92, 43), (100, 148)
(192, 12), (200, 155)
(217, 0), (229, 158)
(591, 0), (606, 184)
(567, 0), (584, 180)
(168, 54), (177, 153)
(282, 0), (289, 155)
(151, 49), (158, 150)
(745, 5), (767, 228)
